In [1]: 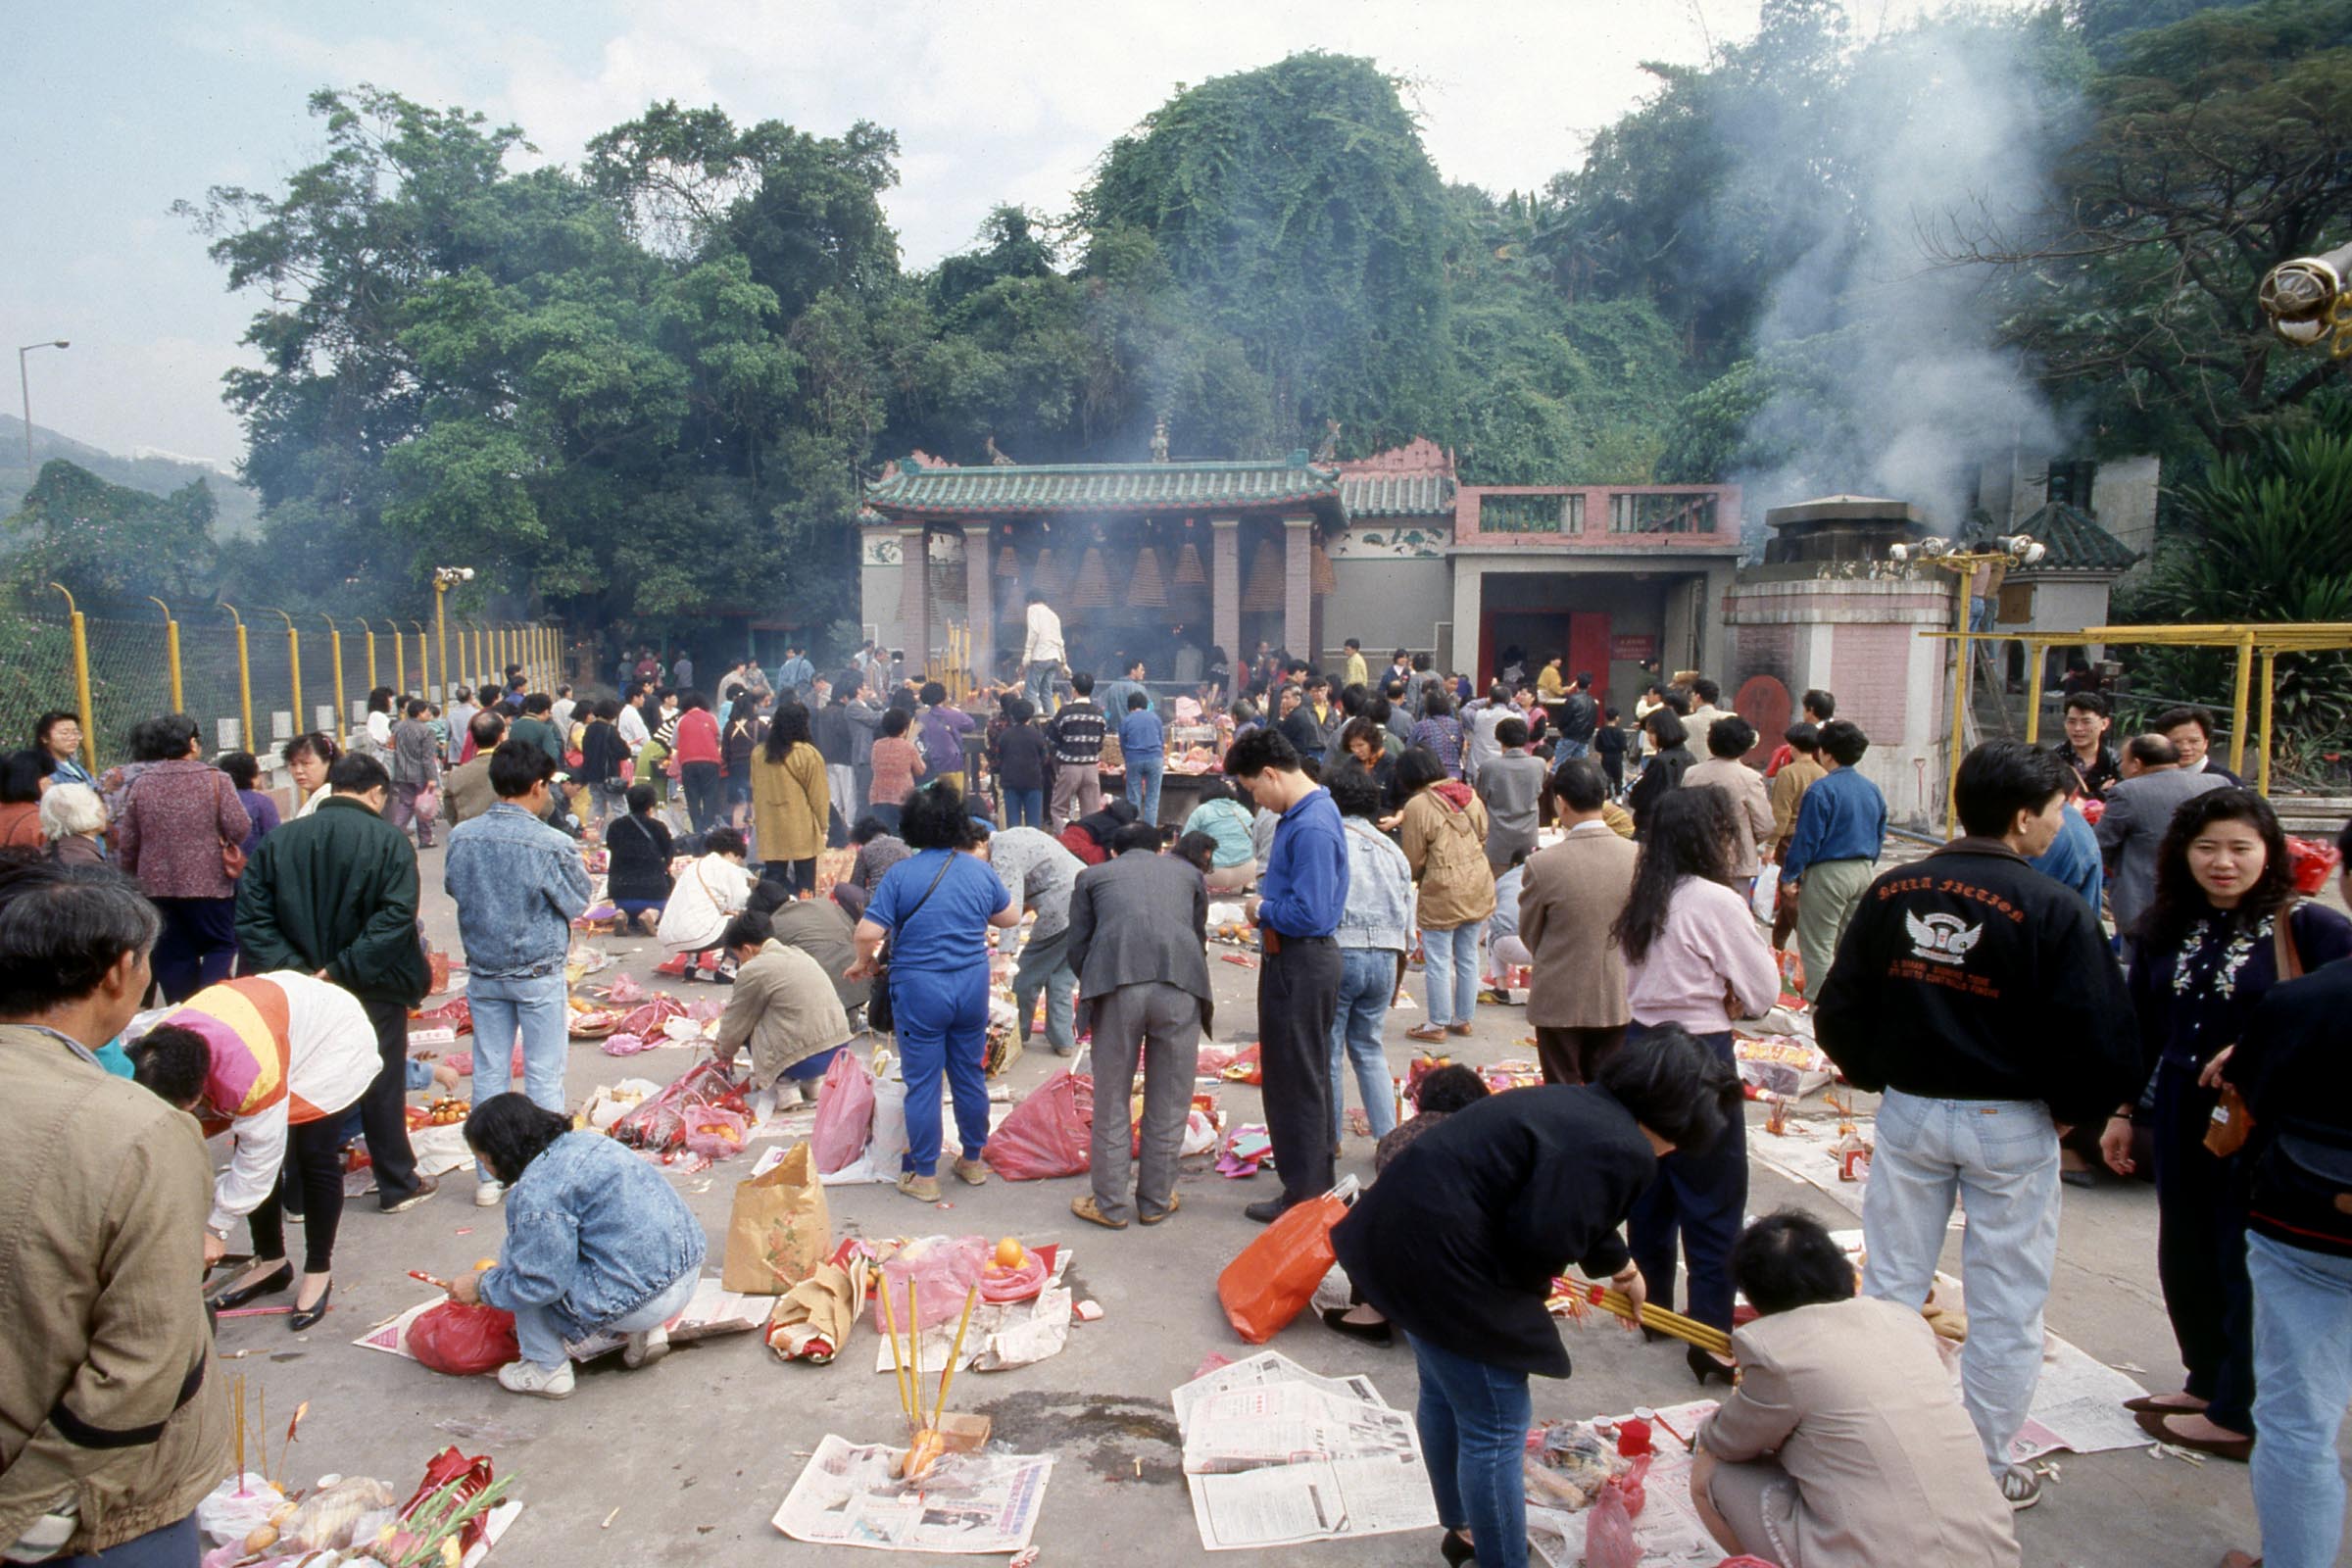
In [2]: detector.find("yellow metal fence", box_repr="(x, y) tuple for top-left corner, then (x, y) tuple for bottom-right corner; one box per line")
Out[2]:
(0, 597), (561, 770)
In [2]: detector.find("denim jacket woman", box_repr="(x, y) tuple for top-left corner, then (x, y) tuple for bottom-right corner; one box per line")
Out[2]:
(475, 1130), (705, 1342)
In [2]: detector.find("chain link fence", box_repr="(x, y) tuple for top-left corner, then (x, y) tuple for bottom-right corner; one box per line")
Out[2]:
(0, 604), (562, 770)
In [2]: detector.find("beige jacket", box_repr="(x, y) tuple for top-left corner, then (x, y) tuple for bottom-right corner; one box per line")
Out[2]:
(751, 743), (831, 863)
(1519, 825), (1639, 1029)
(1400, 787), (1495, 929)
(1685, 756), (1775, 878)
(717, 941), (851, 1085)
(1698, 1298), (2018, 1567)
(0, 1026), (230, 1555)
(1770, 757), (1827, 856)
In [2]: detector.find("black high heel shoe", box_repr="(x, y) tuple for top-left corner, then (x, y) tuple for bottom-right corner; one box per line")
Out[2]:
(211, 1261), (293, 1310)
(1687, 1345), (1736, 1386)
(1440, 1529), (1475, 1566)
(289, 1279), (333, 1332)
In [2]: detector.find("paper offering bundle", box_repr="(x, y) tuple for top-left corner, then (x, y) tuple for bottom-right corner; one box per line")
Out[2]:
(1169, 1351), (1438, 1551)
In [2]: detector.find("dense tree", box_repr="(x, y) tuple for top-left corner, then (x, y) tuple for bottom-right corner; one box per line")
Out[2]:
(4, 460), (219, 610)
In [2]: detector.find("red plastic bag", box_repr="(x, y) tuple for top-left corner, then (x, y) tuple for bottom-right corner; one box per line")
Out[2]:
(982, 1070), (1095, 1180)
(2289, 834), (2341, 896)
(810, 1051), (877, 1174)
(396, 1446), (496, 1556)
(1583, 1479), (1640, 1568)
(407, 1301), (519, 1377)
(1215, 1191), (1348, 1343)
(612, 1059), (749, 1153)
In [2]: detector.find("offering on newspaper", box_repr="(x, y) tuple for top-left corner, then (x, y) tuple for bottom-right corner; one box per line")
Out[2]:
(1523, 1401), (1724, 1568)
(769, 1434), (1052, 1555)
(1169, 1351), (1438, 1551)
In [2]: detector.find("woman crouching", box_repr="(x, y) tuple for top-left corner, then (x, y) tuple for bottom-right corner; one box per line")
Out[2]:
(450, 1093), (707, 1398)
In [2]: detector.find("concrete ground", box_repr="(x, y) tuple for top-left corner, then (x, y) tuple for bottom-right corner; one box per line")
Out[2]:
(210, 835), (2302, 1568)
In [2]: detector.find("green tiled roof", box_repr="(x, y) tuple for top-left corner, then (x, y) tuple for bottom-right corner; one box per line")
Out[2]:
(866, 456), (1343, 520)
(1339, 472), (1453, 518)
(2011, 503), (2141, 573)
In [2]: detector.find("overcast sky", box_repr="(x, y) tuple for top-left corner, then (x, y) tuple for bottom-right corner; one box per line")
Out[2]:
(4, 0), (1951, 468)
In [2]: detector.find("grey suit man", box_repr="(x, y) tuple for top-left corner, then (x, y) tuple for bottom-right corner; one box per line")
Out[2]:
(2094, 735), (2228, 939)
(1065, 829), (1212, 1227)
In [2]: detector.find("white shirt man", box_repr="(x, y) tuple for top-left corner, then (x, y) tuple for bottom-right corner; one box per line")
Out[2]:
(616, 692), (652, 751)
(1023, 599), (1066, 665)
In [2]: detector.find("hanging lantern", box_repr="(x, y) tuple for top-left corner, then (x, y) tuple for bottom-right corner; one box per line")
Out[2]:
(1032, 547), (1064, 594)
(1128, 546), (1168, 608)
(1172, 538), (1208, 587)
(996, 544), (1020, 578)
(1310, 538), (1338, 596)
(1070, 546), (1113, 608)
(1242, 537), (1285, 612)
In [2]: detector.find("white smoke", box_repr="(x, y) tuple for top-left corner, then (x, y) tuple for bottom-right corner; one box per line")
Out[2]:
(1727, 17), (2081, 539)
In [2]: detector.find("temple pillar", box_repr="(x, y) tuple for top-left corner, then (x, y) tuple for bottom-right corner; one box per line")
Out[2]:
(1283, 515), (1314, 662)
(1212, 517), (1241, 682)
(899, 525), (929, 668)
(962, 522), (994, 691)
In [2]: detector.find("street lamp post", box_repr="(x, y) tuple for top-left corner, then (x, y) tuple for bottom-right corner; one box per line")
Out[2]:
(18, 339), (70, 470)
(432, 566), (474, 706)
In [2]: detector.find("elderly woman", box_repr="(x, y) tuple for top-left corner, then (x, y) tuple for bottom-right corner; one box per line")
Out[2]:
(1690, 1212), (2019, 1567)
(1333, 1028), (1740, 1568)
(656, 825), (752, 974)
(453, 1093), (707, 1398)
(39, 780), (108, 864)
(116, 713), (250, 1003)
(713, 908), (854, 1107)
(848, 781), (1021, 1202)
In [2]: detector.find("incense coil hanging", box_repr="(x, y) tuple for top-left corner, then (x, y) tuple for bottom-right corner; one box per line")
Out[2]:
(1031, 547), (1064, 594)
(995, 544), (1021, 578)
(1069, 546), (1113, 608)
(1241, 537), (1285, 612)
(1127, 546), (1168, 608)
(1310, 538), (1338, 596)
(1172, 538), (1207, 587)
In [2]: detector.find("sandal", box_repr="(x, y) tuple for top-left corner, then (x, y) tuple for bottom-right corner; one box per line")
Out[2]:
(1070, 1194), (1128, 1230)
(1139, 1195), (1181, 1226)
(1404, 1025), (1447, 1045)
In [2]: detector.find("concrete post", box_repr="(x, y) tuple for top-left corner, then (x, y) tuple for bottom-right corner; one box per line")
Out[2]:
(963, 522), (994, 687)
(1212, 517), (1241, 674)
(900, 525), (929, 666)
(1282, 515), (1313, 662)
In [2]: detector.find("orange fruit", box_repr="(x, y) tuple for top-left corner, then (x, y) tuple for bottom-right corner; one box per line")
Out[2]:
(993, 1237), (1024, 1270)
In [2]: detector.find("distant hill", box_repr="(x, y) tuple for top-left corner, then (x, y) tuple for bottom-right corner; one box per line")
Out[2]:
(0, 415), (259, 537)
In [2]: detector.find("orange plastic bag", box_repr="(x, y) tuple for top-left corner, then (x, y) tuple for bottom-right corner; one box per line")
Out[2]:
(1214, 1191), (1348, 1344)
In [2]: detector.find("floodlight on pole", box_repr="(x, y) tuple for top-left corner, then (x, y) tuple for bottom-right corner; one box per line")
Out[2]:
(18, 339), (70, 470)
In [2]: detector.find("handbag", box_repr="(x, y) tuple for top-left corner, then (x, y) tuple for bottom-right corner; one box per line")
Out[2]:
(2204, 917), (2304, 1157)
(865, 854), (954, 1036)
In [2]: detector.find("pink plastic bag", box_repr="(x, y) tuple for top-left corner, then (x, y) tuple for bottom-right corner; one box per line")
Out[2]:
(982, 1071), (1094, 1180)
(978, 1249), (1050, 1303)
(618, 996), (687, 1037)
(810, 1052), (876, 1174)
(607, 972), (647, 1004)
(683, 1104), (748, 1158)
(867, 1236), (990, 1333)
(1584, 1482), (1639, 1568)
(601, 1032), (659, 1057)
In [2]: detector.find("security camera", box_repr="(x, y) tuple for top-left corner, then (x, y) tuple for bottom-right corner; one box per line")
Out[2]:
(2260, 243), (2352, 349)
(1887, 543), (1912, 563)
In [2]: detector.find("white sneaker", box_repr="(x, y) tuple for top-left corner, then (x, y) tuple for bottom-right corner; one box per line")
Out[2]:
(496, 1359), (574, 1398)
(1996, 1464), (2042, 1510)
(622, 1324), (670, 1369)
(474, 1180), (508, 1208)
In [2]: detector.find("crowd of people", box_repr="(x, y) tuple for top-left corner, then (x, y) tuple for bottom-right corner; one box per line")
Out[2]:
(8, 625), (2351, 1568)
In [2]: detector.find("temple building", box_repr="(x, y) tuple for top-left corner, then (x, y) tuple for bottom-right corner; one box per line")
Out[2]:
(859, 438), (1744, 706)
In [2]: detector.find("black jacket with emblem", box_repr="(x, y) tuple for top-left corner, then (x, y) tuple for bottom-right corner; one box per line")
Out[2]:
(1814, 837), (2137, 1129)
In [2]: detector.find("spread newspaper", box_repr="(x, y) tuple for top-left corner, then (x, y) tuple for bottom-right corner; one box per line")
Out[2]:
(1171, 1351), (1439, 1551)
(770, 1434), (1052, 1554)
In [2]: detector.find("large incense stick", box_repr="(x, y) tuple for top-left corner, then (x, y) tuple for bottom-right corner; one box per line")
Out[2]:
(878, 1272), (915, 1427)
(1585, 1286), (1733, 1355)
(932, 1285), (979, 1425)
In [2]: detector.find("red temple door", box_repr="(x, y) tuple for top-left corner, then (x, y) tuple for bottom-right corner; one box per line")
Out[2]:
(1568, 613), (1612, 705)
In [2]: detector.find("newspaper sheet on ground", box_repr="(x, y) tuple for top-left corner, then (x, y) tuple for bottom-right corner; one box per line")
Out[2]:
(770, 1434), (1051, 1554)
(1171, 1354), (1437, 1550)
(2008, 1335), (2153, 1462)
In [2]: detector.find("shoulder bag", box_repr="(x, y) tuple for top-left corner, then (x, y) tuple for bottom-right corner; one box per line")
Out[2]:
(864, 853), (955, 1035)
(2205, 914), (2304, 1157)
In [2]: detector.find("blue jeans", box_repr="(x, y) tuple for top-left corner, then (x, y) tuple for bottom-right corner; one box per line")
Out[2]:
(1003, 786), (1044, 828)
(1328, 947), (1399, 1144)
(59, 1514), (201, 1567)
(1969, 594), (1995, 632)
(1861, 1089), (2059, 1471)
(893, 963), (992, 1176)
(1023, 661), (1058, 713)
(1421, 921), (1479, 1028)
(1553, 739), (1590, 760)
(1405, 1332), (1532, 1568)
(1125, 756), (1163, 823)
(783, 1044), (845, 1082)
(469, 970), (570, 1178)
(512, 1265), (699, 1369)
(1626, 1024), (1745, 1333)
(2249, 1231), (2352, 1568)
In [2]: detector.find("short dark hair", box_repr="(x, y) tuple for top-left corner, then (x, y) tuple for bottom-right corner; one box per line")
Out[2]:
(625, 783), (658, 814)
(1412, 1063), (1491, 1115)
(1223, 727), (1300, 779)
(880, 708), (910, 738)
(919, 681), (949, 708)
(1126, 691), (1150, 712)
(1801, 689), (1835, 720)
(900, 780), (978, 851)
(469, 709), (507, 748)
(327, 753), (391, 795)
(1550, 757), (1610, 813)
(1785, 721), (1820, 755)
(488, 744), (554, 799)
(705, 826), (748, 858)
(2151, 704), (2217, 740)
(283, 731), (340, 767)
(33, 710), (78, 750)
(2147, 787), (2296, 948)
(138, 713), (199, 761)
(1691, 677), (1721, 706)
(850, 815), (893, 846)
(1642, 708), (1688, 749)
(719, 908), (772, 951)
(465, 1092), (575, 1186)
(1395, 745), (1449, 797)
(1174, 829), (1218, 873)
(220, 751), (260, 792)
(1594, 1021), (1740, 1154)
(1326, 764), (1385, 820)
(1495, 716), (1530, 749)
(2124, 733), (2180, 768)
(403, 698), (430, 719)
(1705, 716), (1755, 759)
(1732, 1211), (1859, 1315)
(1817, 718), (1869, 767)
(1070, 671), (1095, 696)
(522, 692), (554, 715)
(1345, 638), (1361, 650)
(0, 859), (160, 1014)
(2063, 690), (2110, 718)
(0, 750), (49, 806)
(1953, 739), (2073, 839)
(130, 1021), (213, 1109)
(1110, 820), (1165, 855)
